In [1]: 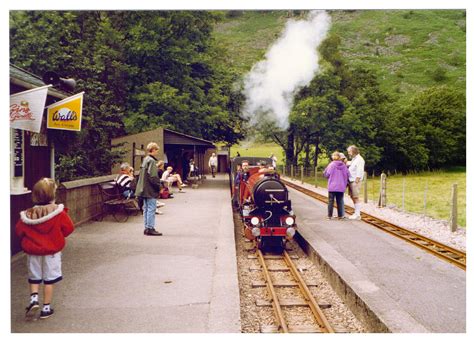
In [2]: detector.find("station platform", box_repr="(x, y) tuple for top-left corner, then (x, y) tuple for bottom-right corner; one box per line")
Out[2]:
(11, 174), (241, 333)
(285, 178), (466, 333)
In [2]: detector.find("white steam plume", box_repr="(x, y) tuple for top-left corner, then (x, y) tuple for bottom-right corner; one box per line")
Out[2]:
(242, 10), (331, 129)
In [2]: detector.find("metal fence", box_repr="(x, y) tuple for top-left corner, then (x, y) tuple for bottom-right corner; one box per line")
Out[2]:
(278, 165), (462, 230)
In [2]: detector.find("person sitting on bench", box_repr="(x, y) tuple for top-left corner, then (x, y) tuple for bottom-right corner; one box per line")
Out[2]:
(161, 166), (187, 193)
(115, 163), (135, 199)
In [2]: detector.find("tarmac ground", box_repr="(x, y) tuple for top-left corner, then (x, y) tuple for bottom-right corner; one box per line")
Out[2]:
(11, 173), (241, 333)
(286, 178), (466, 333)
(11, 173), (466, 333)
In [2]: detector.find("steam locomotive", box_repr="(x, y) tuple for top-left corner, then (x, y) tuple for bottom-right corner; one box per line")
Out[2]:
(230, 157), (297, 251)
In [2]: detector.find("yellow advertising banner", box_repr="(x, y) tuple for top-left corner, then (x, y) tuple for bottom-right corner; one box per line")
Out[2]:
(46, 92), (84, 131)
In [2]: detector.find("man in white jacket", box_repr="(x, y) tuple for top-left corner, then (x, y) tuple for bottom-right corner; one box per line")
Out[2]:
(208, 152), (218, 178)
(347, 145), (365, 220)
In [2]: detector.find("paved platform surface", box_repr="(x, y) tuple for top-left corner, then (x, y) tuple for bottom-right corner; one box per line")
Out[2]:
(286, 179), (466, 333)
(11, 174), (241, 333)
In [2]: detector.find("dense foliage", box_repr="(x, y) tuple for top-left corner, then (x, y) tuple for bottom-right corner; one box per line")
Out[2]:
(10, 11), (245, 181)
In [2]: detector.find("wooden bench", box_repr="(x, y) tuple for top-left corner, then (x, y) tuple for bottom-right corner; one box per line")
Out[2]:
(97, 182), (140, 222)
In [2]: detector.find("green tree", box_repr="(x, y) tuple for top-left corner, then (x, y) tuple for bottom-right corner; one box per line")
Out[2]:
(119, 11), (245, 144)
(405, 86), (466, 168)
(10, 11), (128, 181)
(10, 11), (245, 181)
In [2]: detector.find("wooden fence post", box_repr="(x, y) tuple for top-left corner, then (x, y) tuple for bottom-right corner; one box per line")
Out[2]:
(372, 171), (375, 202)
(314, 166), (318, 188)
(363, 171), (368, 203)
(450, 183), (458, 232)
(301, 165), (304, 184)
(291, 165), (294, 180)
(282, 165), (286, 177)
(378, 172), (386, 207)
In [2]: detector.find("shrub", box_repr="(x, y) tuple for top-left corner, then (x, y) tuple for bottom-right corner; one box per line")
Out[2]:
(432, 66), (447, 82)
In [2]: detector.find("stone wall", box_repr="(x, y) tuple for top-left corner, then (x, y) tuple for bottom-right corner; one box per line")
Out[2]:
(11, 174), (116, 256)
(56, 174), (116, 225)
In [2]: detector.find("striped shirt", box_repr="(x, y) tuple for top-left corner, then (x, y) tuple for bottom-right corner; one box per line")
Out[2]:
(116, 173), (132, 189)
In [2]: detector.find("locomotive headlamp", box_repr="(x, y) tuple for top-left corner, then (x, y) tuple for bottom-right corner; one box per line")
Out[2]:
(286, 227), (296, 238)
(285, 217), (295, 226)
(250, 217), (260, 226)
(252, 227), (261, 237)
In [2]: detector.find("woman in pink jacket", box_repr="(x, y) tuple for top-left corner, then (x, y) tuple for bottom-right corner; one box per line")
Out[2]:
(323, 152), (350, 220)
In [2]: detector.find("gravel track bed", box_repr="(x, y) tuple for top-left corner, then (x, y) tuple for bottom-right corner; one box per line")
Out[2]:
(234, 212), (367, 333)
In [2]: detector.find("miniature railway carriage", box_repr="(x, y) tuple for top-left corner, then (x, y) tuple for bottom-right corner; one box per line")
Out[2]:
(230, 157), (297, 252)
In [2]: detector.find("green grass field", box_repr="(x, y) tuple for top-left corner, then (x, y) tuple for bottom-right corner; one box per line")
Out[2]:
(230, 142), (285, 165)
(231, 141), (466, 227)
(364, 169), (466, 227)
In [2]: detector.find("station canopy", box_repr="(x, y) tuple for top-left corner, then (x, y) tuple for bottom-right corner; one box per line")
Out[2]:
(164, 128), (215, 148)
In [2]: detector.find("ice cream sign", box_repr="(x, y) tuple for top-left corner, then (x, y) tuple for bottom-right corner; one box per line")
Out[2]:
(47, 92), (84, 131)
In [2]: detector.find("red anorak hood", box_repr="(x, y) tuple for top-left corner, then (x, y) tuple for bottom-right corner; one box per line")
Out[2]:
(16, 204), (74, 255)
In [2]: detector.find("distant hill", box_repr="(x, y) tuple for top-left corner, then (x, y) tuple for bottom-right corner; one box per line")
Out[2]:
(213, 10), (466, 103)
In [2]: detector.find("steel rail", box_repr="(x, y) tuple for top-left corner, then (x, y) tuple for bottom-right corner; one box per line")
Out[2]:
(282, 179), (466, 271)
(257, 250), (289, 333)
(283, 251), (334, 333)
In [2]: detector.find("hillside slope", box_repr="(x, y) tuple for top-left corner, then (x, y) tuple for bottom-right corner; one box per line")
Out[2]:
(213, 10), (466, 102)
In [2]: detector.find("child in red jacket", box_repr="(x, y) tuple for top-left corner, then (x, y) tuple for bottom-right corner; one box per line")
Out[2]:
(15, 178), (74, 320)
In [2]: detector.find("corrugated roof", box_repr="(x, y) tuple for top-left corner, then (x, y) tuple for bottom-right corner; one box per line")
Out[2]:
(112, 127), (215, 148)
(164, 128), (215, 147)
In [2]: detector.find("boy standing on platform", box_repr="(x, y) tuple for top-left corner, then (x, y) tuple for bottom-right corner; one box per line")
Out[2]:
(136, 142), (163, 236)
(15, 178), (74, 320)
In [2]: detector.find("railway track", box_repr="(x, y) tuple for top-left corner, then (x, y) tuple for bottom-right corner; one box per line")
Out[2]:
(282, 179), (466, 271)
(255, 249), (335, 333)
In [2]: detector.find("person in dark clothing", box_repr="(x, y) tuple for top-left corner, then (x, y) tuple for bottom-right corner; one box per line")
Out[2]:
(323, 152), (350, 220)
(241, 160), (250, 181)
(135, 142), (163, 236)
(232, 164), (243, 207)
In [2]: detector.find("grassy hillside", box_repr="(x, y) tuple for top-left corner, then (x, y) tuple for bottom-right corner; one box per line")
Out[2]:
(213, 10), (466, 101)
(213, 11), (287, 75)
(330, 10), (466, 99)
